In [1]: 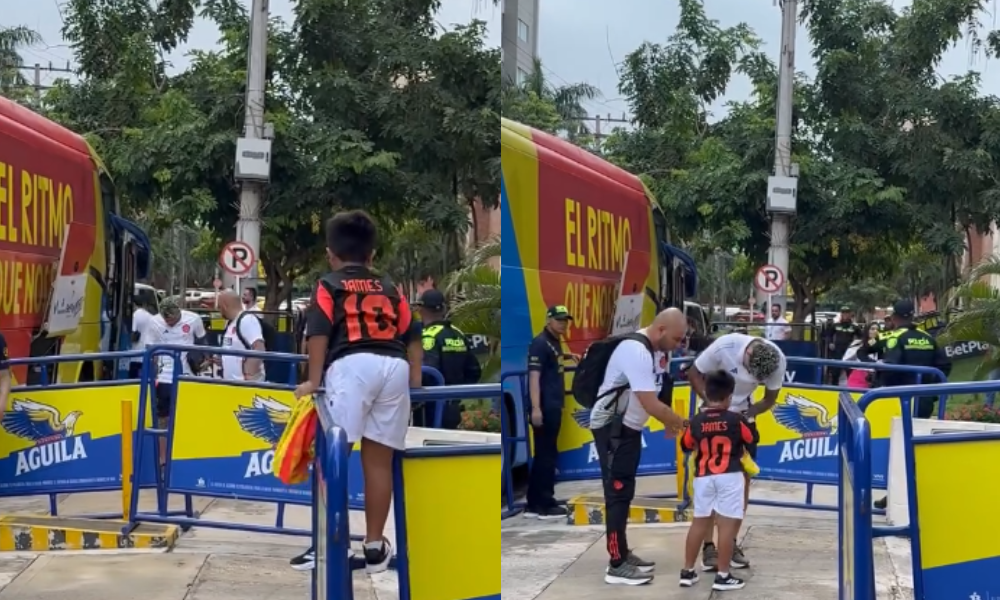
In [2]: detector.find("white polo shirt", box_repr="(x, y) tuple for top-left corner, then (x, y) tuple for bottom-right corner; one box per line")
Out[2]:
(766, 317), (791, 340)
(221, 312), (266, 381)
(693, 333), (786, 415)
(148, 311), (206, 384)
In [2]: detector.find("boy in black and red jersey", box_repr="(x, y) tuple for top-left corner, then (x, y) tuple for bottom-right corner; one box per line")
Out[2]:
(294, 210), (423, 573)
(679, 370), (758, 591)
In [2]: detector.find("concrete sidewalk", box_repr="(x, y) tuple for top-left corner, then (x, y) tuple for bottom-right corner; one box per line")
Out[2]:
(0, 476), (915, 599)
(501, 477), (915, 600)
(0, 490), (392, 599)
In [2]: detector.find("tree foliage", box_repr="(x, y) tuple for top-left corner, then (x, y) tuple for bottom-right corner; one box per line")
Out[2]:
(0, 25), (43, 99)
(35, 0), (498, 305)
(500, 58), (598, 139)
(606, 0), (1000, 317)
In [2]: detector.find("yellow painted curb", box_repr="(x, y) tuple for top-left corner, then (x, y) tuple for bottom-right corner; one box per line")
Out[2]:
(565, 494), (691, 526)
(0, 515), (179, 551)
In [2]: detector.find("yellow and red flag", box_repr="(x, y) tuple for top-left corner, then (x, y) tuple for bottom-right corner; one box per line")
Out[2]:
(274, 396), (318, 485)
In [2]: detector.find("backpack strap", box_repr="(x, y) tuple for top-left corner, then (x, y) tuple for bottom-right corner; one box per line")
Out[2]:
(596, 334), (656, 411)
(233, 312), (251, 349)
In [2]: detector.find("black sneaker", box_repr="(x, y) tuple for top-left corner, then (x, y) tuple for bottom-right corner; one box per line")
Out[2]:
(605, 562), (653, 585)
(875, 496), (888, 510)
(713, 573), (746, 591)
(363, 538), (393, 574)
(538, 505), (568, 520)
(626, 552), (655, 574)
(523, 506), (540, 518)
(290, 547), (315, 571)
(679, 569), (700, 587)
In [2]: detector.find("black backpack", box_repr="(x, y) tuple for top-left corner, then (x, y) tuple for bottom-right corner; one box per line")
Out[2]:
(572, 333), (655, 409)
(235, 312), (278, 350)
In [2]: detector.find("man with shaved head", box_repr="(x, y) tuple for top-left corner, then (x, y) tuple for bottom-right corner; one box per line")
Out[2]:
(218, 288), (266, 382)
(589, 307), (689, 586)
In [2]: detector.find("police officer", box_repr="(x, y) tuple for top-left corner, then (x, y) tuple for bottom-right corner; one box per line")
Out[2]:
(858, 299), (950, 417)
(827, 306), (861, 384)
(858, 299), (950, 509)
(415, 289), (482, 429)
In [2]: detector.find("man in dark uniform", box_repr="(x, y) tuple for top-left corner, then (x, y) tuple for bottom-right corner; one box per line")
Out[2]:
(415, 288), (482, 429)
(858, 299), (951, 509)
(827, 306), (861, 384)
(525, 305), (574, 520)
(0, 332), (10, 414)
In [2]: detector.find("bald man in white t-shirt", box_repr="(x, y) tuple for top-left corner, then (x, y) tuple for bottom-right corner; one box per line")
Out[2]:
(589, 309), (689, 586)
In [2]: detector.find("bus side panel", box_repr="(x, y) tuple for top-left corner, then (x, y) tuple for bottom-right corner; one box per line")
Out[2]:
(499, 148), (534, 468)
(535, 152), (672, 481)
(501, 120), (674, 481)
(58, 159), (110, 382)
(0, 108), (99, 383)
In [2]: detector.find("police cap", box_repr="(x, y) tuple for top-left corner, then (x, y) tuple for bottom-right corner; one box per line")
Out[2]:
(892, 299), (915, 319)
(415, 289), (447, 311)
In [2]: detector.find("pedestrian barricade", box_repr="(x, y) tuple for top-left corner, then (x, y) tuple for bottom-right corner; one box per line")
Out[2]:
(316, 384), (500, 600)
(837, 389), (875, 600)
(666, 357), (949, 513)
(502, 354), (950, 523)
(0, 351), (182, 550)
(500, 370), (529, 519)
(0, 352), (160, 516)
(126, 345), (479, 538)
(841, 380), (1000, 600)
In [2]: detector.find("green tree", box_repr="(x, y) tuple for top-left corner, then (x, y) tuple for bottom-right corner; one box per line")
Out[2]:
(502, 58), (598, 140)
(501, 90), (561, 133)
(447, 236), (500, 375)
(941, 257), (1000, 378)
(0, 25), (42, 98)
(608, 0), (1000, 318)
(48, 0), (500, 306)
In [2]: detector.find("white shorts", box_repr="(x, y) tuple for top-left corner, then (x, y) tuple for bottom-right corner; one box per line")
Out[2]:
(692, 472), (746, 519)
(323, 353), (411, 450)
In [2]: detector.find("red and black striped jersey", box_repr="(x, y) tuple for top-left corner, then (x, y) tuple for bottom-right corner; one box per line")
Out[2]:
(681, 408), (758, 477)
(304, 266), (415, 366)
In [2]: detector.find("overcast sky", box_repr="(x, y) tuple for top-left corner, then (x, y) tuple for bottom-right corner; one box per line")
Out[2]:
(6, 0), (997, 120)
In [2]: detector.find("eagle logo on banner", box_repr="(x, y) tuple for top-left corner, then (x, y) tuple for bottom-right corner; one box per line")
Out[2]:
(235, 396), (292, 445)
(772, 394), (837, 437)
(2, 400), (83, 444)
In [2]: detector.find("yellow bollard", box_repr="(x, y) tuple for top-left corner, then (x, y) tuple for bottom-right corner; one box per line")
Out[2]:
(121, 400), (134, 521)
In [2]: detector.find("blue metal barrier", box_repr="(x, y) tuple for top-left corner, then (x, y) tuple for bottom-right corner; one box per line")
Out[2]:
(500, 370), (528, 519)
(314, 413), (351, 599)
(837, 390), (875, 600)
(315, 383), (502, 600)
(2, 351), (160, 519)
(733, 357), (945, 513)
(843, 380), (1000, 600)
(128, 344), (488, 537)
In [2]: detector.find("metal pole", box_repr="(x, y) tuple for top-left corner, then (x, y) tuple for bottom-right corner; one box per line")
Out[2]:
(178, 226), (189, 298)
(767, 0), (797, 306)
(169, 223), (178, 296)
(231, 0), (269, 291)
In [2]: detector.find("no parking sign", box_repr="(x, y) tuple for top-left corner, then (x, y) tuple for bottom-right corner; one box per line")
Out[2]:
(754, 264), (785, 294)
